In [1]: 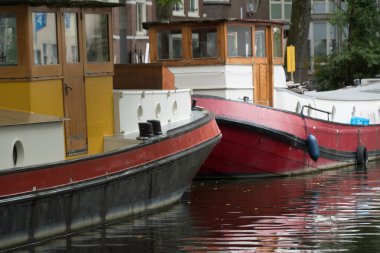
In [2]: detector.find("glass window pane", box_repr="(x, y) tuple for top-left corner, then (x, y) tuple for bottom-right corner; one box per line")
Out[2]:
(85, 14), (109, 63)
(136, 3), (144, 32)
(255, 27), (266, 57)
(284, 3), (292, 20)
(227, 26), (252, 57)
(157, 30), (183, 60)
(192, 28), (217, 58)
(271, 3), (282, 19)
(313, 2), (326, 14)
(64, 13), (79, 63)
(0, 13), (17, 66)
(273, 27), (282, 58)
(32, 13), (58, 65)
(314, 22), (327, 56)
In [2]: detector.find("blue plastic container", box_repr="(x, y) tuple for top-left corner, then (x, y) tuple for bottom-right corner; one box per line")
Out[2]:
(350, 117), (370, 126)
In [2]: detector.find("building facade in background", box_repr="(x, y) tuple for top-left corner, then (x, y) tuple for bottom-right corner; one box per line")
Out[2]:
(113, 0), (378, 69)
(203, 0), (350, 72)
(112, 0), (204, 64)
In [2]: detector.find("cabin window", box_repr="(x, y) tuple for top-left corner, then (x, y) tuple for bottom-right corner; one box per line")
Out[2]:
(32, 12), (58, 65)
(157, 30), (183, 60)
(64, 13), (79, 63)
(0, 13), (17, 66)
(191, 27), (217, 58)
(85, 14), (110, 63)
(227, 26), (252, 57)
(255, 27), (266, 57)
(273, 27), (282, 58)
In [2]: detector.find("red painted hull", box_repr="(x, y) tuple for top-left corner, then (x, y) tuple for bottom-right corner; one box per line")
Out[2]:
(194, 96), (380, 177)
(0, 110), (221, 250)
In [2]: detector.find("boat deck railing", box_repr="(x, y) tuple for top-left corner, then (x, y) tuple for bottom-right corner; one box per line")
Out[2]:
(300, 105), (331, 121)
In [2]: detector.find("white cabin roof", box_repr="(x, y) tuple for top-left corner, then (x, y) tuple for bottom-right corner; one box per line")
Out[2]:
(304, 81), (380, 101)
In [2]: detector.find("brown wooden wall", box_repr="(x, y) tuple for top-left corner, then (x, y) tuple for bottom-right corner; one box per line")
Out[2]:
(113, 63), (175, 90)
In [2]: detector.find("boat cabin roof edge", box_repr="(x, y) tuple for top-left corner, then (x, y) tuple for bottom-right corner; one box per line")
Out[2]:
(143, 18), (287, 29)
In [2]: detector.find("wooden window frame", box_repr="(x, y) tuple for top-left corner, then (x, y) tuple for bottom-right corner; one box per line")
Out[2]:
(29, 6), (63, 78)
(272, 26), (284, 65)
(0, 5), (30, 79)
(82, 8), (113, 76)
(225, 23), (254, 65)
(60, 8), (83, 67)
(153, 26), (186, 63)
(253, 25), (268, 64)
(189, 25), (221, 62)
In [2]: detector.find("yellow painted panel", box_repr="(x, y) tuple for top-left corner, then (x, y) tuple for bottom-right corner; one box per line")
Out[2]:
(0, 82), (31, 111)
(286, 45), (295, 73)
(0, 80), (64, 117)
(85, 76), (114, 155)
(29, 80), (64, 117)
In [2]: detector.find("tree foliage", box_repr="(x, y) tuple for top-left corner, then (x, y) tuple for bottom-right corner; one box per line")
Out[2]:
(156, 0), (183, 20)
(157, 0), (182, 6)
(314, 0), (380, 90)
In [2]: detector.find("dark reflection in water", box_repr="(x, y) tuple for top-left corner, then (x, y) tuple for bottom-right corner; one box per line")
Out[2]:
(16, 162), (380, 253)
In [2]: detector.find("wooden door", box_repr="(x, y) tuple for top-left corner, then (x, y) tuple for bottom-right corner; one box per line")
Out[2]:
(253, 26), (273, 107)
(62, 11), (88, 156)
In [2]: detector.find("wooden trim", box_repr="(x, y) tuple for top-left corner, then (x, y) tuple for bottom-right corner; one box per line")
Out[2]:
(149, 27), (158, 62)
(273, 58), (284, 65)
(84, 72), (113, 77)
(218, 23), (226, 63)
(183, 25), (191, 60)
(0, 76), (63, 82)
(226, 58), (254, 65)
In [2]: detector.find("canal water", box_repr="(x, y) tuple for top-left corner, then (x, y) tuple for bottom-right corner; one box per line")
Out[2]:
(18, 161), (380, 252)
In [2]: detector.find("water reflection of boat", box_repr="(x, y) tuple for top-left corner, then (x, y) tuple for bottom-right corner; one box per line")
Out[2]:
(0, 1), (221, 250)
(144, 19), (380, 177)
(186, 164), (380, 252)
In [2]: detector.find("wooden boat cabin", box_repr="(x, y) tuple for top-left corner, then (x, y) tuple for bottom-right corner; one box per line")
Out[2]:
(0, 0), (121, 158)
(144, 19), (287, 107)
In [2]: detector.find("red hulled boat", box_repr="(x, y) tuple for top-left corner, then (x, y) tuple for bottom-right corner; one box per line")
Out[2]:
(144, 19), (380, 178)
(194, 95), (376, 177)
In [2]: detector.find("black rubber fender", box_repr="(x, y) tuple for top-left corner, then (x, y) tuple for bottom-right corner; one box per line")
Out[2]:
(356, 145), (368, 165)
(306, 134), (320, 161)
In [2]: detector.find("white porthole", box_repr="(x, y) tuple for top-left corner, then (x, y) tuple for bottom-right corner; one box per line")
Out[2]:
(137, 104), (143, 120)
(13, 140), (24, 167)
(172, 100), (178, 115)
(155, 102), (161, 118)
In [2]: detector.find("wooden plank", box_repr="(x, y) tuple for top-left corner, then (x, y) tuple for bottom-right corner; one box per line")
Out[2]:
(113, 64), (175, 90)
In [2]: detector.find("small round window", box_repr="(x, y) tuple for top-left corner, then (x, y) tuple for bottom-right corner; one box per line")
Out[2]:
(155, 103), (161, 118)
(137, 105), (143, 120)
(13, 140), (24, 167)
(172, 100), (178, 115)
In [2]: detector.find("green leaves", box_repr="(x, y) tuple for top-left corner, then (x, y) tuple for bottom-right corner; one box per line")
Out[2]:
(157, 0), (183, 7)
(315, 0), (380, 90)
